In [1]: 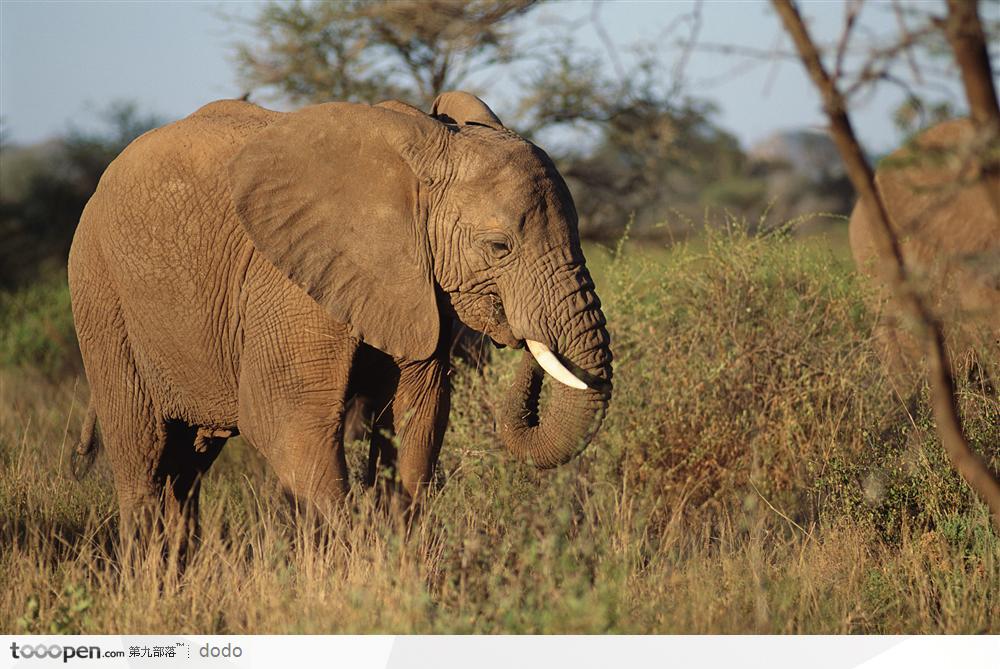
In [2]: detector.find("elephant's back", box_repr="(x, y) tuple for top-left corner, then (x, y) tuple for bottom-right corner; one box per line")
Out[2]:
(78, 100), (284, 426)
(97, 99), (281, 201)
(87, 100), (280, 241)
(887, 119), (995, 255)
(850, 118), (999, 283)
(89, 99), (282, 304)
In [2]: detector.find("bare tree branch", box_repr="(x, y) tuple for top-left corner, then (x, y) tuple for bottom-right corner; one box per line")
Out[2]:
(691, 41), (799, 61)
(670, 0), (703, 96)
(892, 0), (925, 85)
(589, 1), (626, 83)
(833, 0), (863, 81)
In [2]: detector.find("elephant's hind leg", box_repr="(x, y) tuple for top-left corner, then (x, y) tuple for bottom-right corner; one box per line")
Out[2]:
(73, 274), (169, 560)
(88, 365), (170, 560)
(102, 410), (222, 566)
(72, 230), (216, 566)
(81, 323), (210, 564)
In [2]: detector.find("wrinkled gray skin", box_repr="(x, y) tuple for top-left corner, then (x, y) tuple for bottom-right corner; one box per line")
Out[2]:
(69, 92), (612, 551)
(849, 118), (999, 395)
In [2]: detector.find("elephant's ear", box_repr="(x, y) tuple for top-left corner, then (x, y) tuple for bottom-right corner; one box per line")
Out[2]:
(228, 102), (450, 360)
(431, 91), (504, 129)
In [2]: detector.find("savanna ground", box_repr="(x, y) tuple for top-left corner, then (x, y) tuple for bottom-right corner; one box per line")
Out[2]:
(1, 221), (997, 634)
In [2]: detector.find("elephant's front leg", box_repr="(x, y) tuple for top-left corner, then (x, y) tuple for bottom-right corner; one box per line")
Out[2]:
(238, 283), (359, 518)
(393, 357), (450, 501)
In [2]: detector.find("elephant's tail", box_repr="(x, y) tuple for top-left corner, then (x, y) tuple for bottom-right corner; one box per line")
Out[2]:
(70, 401), (99, 480)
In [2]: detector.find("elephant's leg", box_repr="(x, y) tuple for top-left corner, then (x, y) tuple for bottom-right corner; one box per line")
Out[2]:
(393, 358), (450, 502)
(346, 344), (401, 488)
(238, 324), (358, 519)
(344, 394), (382, 487)
(267, 417), (352, 519)
(354, 390), (399, 492)
(92, 386), (212, 563)
(350, 395), (400, 489)
(237, 258), (365, 518)
(102, 407), (168, 556)
(73, 289), (167, 556)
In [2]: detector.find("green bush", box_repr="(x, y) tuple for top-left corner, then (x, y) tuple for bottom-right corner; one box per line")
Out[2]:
(0, 271), (80, 378)
(586, 226), (882, 522)
(817, 386), (999, 542)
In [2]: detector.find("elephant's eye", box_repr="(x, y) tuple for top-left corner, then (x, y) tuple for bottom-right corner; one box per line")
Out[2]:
(482, 236), (512, 260)
(489, 241), (510, 255)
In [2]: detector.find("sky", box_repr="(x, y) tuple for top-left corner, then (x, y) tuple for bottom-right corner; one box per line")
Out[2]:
(0, 0), (983, 153)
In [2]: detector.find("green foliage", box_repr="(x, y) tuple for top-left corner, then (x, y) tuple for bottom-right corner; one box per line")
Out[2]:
(50, 583), (94, 634)
(700, 175), (769, 211)
(15, 595), (40, 633)
(818, 388), (1000, 543)
(0, 271), (79, 377)
(16, 584), (94, 634)
(16, 584), (93, 634)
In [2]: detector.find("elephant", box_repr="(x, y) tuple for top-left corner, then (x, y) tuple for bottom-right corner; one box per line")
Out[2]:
(68, 91), (613, 552)
(848, 117), (999, 396)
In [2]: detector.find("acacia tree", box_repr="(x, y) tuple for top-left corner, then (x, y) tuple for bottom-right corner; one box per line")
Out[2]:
(236, 0), (537, 108)
(772, 0), (1000, 529)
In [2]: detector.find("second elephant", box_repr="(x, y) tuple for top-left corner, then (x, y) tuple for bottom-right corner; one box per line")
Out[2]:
(849, 118), (999, 394)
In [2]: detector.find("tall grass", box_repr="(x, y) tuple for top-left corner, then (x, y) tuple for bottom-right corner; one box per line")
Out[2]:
(1, 226), (996, 633)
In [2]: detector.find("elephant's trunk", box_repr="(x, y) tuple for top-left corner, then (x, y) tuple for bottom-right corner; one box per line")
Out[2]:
(497, 284), (612, 469)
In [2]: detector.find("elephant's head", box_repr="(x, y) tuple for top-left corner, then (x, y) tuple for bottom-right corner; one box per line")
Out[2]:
(229, 91), (612, 468)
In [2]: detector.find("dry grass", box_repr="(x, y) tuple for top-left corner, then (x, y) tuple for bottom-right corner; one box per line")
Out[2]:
(1, 225), (997, 633)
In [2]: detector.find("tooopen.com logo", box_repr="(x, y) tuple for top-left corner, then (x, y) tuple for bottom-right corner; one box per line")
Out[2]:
(9, 642), (126, 663)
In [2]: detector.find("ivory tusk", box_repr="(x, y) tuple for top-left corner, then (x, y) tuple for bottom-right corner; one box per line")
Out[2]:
(525, 339), (589, 390)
